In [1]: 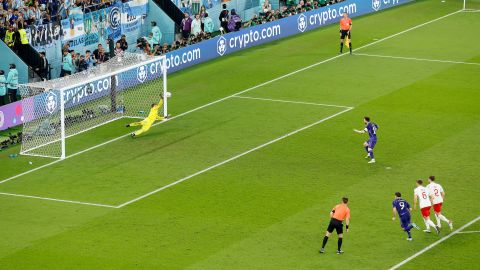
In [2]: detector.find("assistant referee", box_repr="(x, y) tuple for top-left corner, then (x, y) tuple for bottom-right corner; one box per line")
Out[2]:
(339, 12), (352, 54)
(320, 197), (350, 254)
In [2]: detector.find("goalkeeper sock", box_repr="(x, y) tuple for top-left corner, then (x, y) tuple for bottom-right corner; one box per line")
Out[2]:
(340, 42), (343, 52)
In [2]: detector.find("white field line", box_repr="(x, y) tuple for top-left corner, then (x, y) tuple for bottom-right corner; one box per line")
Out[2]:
(388, 216), (480, 270)
(456, 230), (480, 234)
(355, 53), (480, 66)
(0, 9), (462, 185)
(116, 106), (354, 208)
(0, 101), (352, 208)
(0, 192), (118, 208)
(233, 96), (353, 109)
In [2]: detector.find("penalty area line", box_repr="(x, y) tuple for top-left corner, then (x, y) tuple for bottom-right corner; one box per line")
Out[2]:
(115, 106), (354, 208)
(355, 53), (480, 66)
(388, 215), (480, 270)
(232, 96), (353, 109)
(0, 192), (118, 208)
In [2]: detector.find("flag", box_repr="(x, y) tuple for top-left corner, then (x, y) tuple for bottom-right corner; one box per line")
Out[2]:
(344, 37), (350, 48)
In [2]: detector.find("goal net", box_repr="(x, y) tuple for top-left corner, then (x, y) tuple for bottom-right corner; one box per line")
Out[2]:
(19, 52), (167, 159)
(464, 0), (480, 11)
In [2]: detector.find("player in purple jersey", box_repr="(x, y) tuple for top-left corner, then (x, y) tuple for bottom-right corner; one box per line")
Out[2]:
(354, 116), (379, 163)
(392, 192), (420, 241)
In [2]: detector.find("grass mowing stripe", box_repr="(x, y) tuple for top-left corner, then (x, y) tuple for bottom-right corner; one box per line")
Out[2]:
(388, 216), (480, 270)
(0, 192), (118, 208)
(116, 106), (354, 208)
(0, 9), (462, 186)
(355, 53), (480, 66)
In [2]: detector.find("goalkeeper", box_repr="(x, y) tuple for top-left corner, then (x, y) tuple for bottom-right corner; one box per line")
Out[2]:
(126, 99), (167, 137)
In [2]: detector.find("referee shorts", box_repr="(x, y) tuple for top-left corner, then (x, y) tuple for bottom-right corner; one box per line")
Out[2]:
(340, 30), (351, 39)
(326, 218), (344, 234)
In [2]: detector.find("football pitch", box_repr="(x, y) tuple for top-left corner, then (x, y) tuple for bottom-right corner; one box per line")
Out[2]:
(1, 0), (479, 268)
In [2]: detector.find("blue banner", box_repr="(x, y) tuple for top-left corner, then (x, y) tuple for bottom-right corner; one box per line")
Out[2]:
(121, 0), (148, 34)
(84, 10), (101, 46)
(107, 2), (122, 41)
(61, 7), (85, 48)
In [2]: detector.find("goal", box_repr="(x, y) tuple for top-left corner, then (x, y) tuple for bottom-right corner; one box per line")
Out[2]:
(463, 0), (480, 11)
(19, 52), (168, 159)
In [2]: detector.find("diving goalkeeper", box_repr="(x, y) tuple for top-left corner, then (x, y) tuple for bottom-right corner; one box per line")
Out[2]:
(126, 99), (167, 137)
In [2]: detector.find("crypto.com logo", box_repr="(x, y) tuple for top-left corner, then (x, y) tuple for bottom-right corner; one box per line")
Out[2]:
(297, 14), (307, 32)
(109, 7), (121, 29)
(45, 91), (58, 114)
(372, 0), (381, 11)
(137, 65), (147, 83)
(217, 36), (227, 56)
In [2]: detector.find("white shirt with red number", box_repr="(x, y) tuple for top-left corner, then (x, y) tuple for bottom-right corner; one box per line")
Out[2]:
(414, 186), (432, 209)
(427, 182), (444, 204)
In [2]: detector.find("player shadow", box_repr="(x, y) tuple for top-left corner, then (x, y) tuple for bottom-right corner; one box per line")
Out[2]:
(128, 118), (235, 159)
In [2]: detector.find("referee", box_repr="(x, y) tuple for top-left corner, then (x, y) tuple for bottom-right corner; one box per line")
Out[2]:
(339, 12), (352, 54)
(320, 197), (350, 254)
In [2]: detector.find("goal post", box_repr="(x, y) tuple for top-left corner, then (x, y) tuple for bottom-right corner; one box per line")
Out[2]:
(463, 0), (480, 11)
(19, 52), (168, 159)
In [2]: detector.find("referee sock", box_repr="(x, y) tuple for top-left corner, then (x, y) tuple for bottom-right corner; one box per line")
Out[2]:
(340, 42), (343, 52)
(337, 238), (343, 251)
(322, 236), (329, 248)
(349, 43), (352, 54)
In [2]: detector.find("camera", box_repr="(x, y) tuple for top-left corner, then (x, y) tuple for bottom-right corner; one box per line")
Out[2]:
(136, 37), (147, 50)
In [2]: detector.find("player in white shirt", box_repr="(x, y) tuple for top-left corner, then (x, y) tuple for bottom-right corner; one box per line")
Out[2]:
(413, 179), (440, 234)
(427, 176), (453, 230)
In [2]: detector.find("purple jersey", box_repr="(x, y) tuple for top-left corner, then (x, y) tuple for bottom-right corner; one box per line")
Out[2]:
(392, 198), (410, 216)
(364, 122), (378, 140)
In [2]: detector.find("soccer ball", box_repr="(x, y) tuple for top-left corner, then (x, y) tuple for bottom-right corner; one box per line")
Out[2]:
(166, 92), (172, 98)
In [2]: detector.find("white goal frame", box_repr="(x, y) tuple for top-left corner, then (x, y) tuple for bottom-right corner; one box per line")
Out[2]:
(20, 54), (168, 160)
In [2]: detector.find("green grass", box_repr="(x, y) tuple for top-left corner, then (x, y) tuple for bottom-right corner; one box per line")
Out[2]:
(0, 0), (479, 269)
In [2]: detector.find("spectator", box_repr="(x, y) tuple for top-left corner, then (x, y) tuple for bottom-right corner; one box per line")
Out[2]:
(145, 32), (155, 52)
(93, 43), (102, 59)
(60, 50), (73, 77)
(161, 43), (169, 54)
(0, 70), (6, 106)
(191, 13), (201, 36)
(143, 42), (152, 56)
(77, 55), (88, 72)
(261, 0), (272, 15)
(114, 41), (124, 57)
(35, 51), (49, 80)
(228, 9), (241, 32)
(203, 13), (213, 34)
(153, 44), (161, 56)
(6, 63), (18, 102)
(150, 21), (161, 47)
(219, 4), (228, 33)
(96, 47), (108, 64)
(180, 12), (192, 39)
(85, 50), (94, 68)
(107, 38), (115, 58)
(118, 34), (128, 51)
